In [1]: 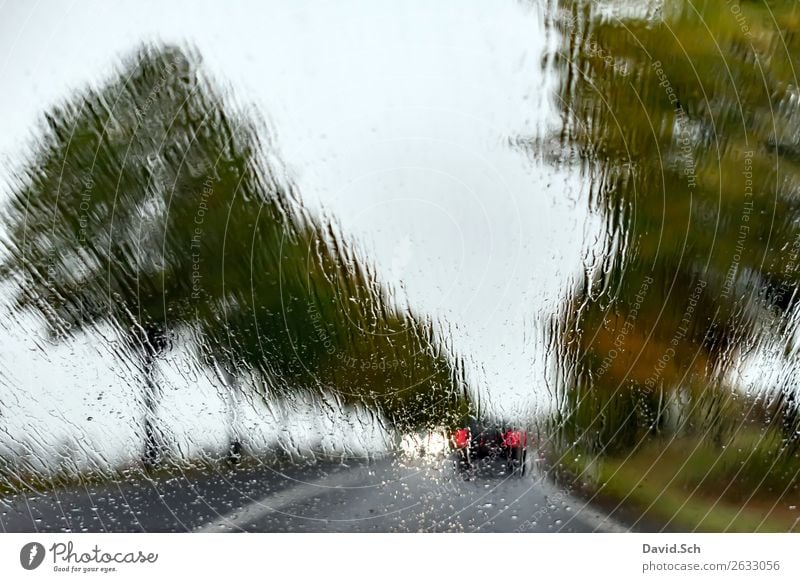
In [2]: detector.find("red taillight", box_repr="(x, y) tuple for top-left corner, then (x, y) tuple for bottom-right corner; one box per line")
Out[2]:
(453, 428), (470, 448)
(503, 430), (526, 448)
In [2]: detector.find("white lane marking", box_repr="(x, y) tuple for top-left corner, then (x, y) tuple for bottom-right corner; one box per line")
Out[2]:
(194, 465), (378, 532)
(532, 475), (630, 533)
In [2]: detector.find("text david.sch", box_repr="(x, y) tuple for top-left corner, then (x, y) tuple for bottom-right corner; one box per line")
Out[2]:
(642, 543), (701, 554)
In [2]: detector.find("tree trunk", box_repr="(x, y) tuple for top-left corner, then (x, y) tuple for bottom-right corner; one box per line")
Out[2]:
(138, 325), (167, 468)
(142, 365), (163, 468)
(221, 367), (243, 465)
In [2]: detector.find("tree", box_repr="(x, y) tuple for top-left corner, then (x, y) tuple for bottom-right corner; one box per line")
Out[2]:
(543, 0), (800, 454)
(0, 44), (270, 464)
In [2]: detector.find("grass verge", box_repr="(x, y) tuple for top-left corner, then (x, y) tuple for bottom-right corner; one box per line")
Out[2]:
(551, 429), (800, 532)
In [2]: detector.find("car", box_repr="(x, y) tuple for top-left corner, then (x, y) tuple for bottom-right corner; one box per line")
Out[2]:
(451, 422), (528, 475)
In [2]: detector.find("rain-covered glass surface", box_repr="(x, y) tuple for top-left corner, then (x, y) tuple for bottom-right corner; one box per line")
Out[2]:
(0, 0), (798, 533)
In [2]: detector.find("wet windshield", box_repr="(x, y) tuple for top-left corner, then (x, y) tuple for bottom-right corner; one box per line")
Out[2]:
(0, 0), (798, 533)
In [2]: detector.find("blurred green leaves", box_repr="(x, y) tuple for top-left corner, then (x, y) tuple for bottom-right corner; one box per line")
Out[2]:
(551, 0), (800, 456)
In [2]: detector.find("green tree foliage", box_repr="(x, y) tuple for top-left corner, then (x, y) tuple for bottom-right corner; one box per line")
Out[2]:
(548, 0), (800, 454)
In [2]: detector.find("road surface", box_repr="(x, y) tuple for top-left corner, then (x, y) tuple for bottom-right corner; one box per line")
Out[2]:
(0, 454), (633, 532)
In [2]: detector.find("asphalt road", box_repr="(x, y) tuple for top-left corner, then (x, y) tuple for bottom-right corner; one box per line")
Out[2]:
(0, 454), (631, 533)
